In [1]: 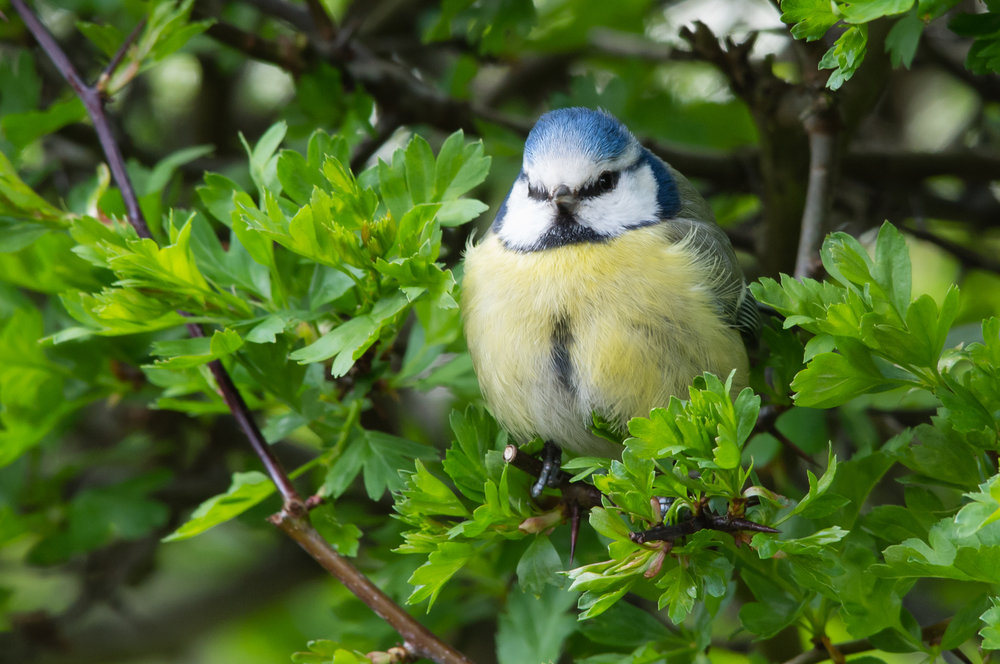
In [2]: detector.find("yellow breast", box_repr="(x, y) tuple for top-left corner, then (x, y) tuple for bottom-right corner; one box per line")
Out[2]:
(461, 227), (748, 457)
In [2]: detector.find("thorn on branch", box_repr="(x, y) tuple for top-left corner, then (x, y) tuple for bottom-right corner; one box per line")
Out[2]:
(630, 512), (779, 545)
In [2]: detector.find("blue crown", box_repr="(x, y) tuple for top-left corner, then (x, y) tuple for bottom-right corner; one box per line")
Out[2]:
(523, 107), (634, 165)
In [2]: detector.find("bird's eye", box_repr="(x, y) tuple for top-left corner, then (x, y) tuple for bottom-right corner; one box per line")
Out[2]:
(597, 171), (616, 192)
(578, 170), (619, 199)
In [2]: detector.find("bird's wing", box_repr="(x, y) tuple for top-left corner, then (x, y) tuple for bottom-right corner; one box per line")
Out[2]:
(660, 164), (760, 344)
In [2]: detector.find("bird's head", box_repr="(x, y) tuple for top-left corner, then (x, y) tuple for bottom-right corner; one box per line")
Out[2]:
(493, 107), (681, 252)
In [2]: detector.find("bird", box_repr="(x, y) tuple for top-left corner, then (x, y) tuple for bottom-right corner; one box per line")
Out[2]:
(461, 107), (758, 495)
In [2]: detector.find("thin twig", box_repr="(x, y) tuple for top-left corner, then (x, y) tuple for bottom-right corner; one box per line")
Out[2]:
(203, 20), (306, 74)
(12, 0), (152, 240)
(14, 0), (303, 509)
(795, 95), (840, 279)
(96, 16), (146, 95)
(186, 322), (301, 505)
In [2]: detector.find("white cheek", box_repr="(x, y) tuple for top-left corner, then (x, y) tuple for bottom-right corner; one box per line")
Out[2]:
(497, 179), (553, 249)
(577, 165), (660, 234)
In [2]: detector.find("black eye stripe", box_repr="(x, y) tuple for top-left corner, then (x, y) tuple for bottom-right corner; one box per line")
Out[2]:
(527, 182), (547, 201)
(578, 170), (620, 199)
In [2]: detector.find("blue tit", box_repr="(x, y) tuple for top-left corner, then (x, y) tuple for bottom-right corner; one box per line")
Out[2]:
(461, 107), (758, 473)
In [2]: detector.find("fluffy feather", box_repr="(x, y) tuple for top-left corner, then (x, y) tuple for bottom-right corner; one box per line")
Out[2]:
(462, 108), (755, 456)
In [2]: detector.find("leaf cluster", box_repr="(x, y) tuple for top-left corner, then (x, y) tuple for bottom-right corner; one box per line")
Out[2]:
(779, 0), (1000, 89)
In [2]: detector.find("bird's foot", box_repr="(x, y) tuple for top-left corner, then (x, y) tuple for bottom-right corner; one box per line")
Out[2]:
(530, 441), (563, 498)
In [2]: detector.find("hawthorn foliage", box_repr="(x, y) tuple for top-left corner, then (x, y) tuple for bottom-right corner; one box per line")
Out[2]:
(1, 1), (999, 663)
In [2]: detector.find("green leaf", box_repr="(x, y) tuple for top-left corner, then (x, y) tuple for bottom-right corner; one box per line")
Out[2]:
(76, 20), (125, 56)
(311, 503), (363, 557)
(576, 601), (678, 648)
(777, 450), (839, 524)
(589, 507), (633, 540)
(404, 134), (436, 206)
(290, 292), (410, 376)
(434, 131), (492, 200)
(738, 560), (806, 637)
(819, 24), (869, 90)
(393, 459), (470, 519)
(791, 340), (890, 407)
(872, 222), (911, 318)
(163, 471), (275, 542)
(941, 593), (992, 649)
(0, 308), (102, 466)
(277, 149), (328, 206)
(407, 540), (478, 608)
(197, 173), (244, 226)
(840, 0), (915, 23)
(242, 122), (287, 196)
(753, 526), (848, 558)
(149, 328), (243, 369)
(982, 598), (1000, 650)
(780, 0), (841, 41)
(886, 9), (924, 68)
(443, 406), (504, 503)
(516, 535), (563, 595)
(1, 97), (86, 150)
(0, 150), (66, 221)
(29, 471), (172, 564)
(496, 586), (576, 664)
(326, 432), (438, 500)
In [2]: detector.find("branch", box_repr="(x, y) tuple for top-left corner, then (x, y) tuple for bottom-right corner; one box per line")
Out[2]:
(902, 225), (1000, 274)
(502, 444), (777, 545)
(305, 0), (337, 42)
(270, 511), (473, 664)
(503, 444), (603, 510)
(795, 94), (841, 278)
(95, 16), (146, 95)
(12, 0), (152, 240)
(185, 323), (301, 505)
(202, 20), (306, 74)
(844, 148), (1000, 183)
(14, 4), (473, 662)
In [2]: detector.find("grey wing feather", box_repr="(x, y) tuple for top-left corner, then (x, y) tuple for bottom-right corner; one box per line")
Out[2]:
(660, 164), (760, 344)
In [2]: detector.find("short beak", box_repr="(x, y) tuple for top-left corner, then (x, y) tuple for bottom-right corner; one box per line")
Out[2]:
(551, 184), (577, 212)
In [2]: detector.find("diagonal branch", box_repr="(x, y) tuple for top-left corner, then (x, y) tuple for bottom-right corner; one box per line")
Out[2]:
(13, 3), (473, 663)
(12, 0), (152, 240)
(96, 16), (146, 95)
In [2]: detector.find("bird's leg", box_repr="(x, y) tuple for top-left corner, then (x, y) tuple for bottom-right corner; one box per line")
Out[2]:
(530, 441), (562, 498)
